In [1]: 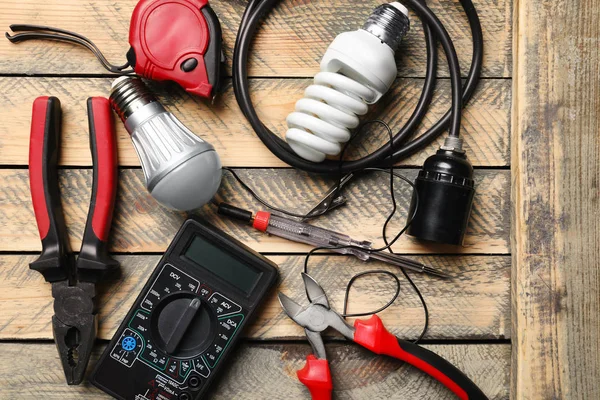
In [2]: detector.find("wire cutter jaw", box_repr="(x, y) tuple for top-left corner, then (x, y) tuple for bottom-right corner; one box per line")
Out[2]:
(279, 274), (490, 400)
(51, 281), (98, 385)
(278, 273), (355, 360)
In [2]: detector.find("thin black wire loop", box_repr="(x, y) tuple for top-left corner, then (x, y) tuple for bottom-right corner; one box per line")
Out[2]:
(342, 270), (401, 318)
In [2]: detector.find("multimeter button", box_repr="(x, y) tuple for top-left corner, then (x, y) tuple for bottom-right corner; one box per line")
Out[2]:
(181, 58), (198, 72)
(208, 293), (242, 316)
(199, 285), (211, 298)
(121, 336), (137, 351)
(166, 359), (180, 378)
(193, 357), (210, 378)
(180, 360), (193, 378)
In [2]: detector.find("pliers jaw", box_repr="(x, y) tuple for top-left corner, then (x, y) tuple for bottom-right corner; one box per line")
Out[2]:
(28, 96), (118, 385)
(51, 281), (98, 385)
(277, 273), (355, 360)
(279, 275), (491, 400)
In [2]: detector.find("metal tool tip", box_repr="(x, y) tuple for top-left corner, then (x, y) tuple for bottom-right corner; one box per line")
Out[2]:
(426, 267), (452, 279)
(301, 273), (329, 307)
(277, 292), (303, 318)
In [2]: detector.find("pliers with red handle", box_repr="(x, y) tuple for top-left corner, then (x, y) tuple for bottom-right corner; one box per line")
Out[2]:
(29, 96), (119, 384)
(278, 273), (489, 400)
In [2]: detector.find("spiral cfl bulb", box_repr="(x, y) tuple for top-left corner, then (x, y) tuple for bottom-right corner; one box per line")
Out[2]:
(110, 77), (222, 211)
(285, 2), (410, 162)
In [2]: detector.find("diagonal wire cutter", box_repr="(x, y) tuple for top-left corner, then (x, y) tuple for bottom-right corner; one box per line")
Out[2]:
(278, 273), (489, 400)
(28, 96), (119, 384)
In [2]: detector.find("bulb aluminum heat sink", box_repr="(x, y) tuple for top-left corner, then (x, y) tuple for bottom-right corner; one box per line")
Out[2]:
(110, 77), (222, 211)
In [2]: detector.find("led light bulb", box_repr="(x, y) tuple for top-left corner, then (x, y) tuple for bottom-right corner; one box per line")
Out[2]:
(285, 2), (410, 162)
(110, 77), (222, 211)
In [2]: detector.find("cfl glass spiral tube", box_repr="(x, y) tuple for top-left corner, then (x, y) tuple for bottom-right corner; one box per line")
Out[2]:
(285, 2), (410, 162)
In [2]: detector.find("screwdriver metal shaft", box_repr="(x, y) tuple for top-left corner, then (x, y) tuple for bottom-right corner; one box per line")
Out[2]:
(253, 211), (450, 279)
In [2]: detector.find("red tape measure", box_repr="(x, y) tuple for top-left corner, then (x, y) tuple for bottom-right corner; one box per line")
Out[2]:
(128, 0), (223, 98)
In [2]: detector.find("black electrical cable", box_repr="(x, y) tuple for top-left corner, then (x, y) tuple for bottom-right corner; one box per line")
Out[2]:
(300, 165), (430, 344)
(224, 0), (484, 343)
(232, 0), (483, 174)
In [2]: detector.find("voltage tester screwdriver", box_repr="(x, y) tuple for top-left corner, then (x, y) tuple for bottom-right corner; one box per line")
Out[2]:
(218, 203), (450, 278)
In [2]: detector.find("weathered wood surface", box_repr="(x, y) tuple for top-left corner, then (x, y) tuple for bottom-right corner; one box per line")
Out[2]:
(0, 77), (511, 167)
(0, 168), (510, 253)
(511, 0), (600, 398)
(0, 254), (510, 340)
(0, 342), (510, 399)
(0, 0), (514, 397)
(0, 0), (512, 78)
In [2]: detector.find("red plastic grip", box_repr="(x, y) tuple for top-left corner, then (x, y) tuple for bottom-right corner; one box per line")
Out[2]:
(88, 97), (117, 242)
(129, 0), (213, 97)
(253, 211), (271, 232)
(297, 355), (333, 400)
(29, 96), (51, 240)
(354, 315), (470, 400)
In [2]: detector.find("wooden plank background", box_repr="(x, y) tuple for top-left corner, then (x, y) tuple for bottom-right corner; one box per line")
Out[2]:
(0, 0), (512, 398)
(511, 0), (600, 398)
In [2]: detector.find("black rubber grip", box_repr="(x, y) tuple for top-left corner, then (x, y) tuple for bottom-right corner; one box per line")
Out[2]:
(28, 96), (73, 283)
(217, 203), (253, 223)
(396, 338), (489, 400)
(76, 97), (119, 283)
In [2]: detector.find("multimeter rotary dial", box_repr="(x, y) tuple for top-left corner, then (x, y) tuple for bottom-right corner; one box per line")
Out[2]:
(149, 292), (217, 359)
(91, 220), (279, 399)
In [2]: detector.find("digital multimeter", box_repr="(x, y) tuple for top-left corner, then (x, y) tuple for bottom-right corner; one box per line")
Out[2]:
(90, 218), (278, 399)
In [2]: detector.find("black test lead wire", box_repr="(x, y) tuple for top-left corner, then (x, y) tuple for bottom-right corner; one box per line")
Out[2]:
(217, 121), (431, 343)
(217, 0), (485, 343)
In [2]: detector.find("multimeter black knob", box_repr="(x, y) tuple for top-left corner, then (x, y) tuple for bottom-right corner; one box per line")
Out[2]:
(150, 292), (216, 358)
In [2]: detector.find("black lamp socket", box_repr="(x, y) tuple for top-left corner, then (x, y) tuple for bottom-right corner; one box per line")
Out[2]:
(407, 147), (475, 246)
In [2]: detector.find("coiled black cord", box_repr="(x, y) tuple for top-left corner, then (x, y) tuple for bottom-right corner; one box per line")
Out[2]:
(232, 0), (483, 174)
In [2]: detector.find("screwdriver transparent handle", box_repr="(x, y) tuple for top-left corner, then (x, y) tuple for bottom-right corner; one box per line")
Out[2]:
(266, 214), (371, 259)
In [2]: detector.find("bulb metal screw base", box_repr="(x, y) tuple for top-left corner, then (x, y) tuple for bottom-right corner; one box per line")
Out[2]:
(362, 3), (410, 51)
(109, 76), (158, 123)
(108, 77), (222, 211)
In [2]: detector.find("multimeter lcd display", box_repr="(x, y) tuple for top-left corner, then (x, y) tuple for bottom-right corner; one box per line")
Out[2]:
(183, 235), (262, 293)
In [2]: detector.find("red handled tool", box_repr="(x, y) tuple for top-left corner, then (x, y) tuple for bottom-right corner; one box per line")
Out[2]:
(278, 273), (489, 400)
(29, 96), (119, 384)
(6, 0), (223, 98)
